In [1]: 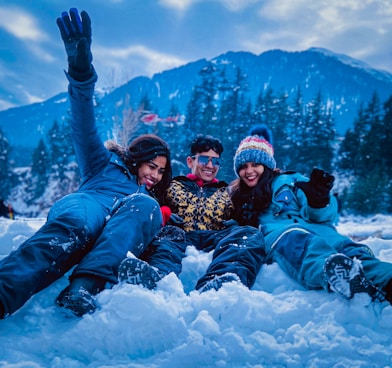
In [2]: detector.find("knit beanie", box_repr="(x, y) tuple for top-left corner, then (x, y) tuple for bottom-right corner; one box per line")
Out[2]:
(234, 125), (276, 175)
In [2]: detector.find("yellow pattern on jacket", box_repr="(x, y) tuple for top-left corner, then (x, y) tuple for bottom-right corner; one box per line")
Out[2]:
(165, 178), (233, 232)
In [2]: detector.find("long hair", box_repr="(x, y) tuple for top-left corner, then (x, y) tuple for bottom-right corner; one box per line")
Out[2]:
(105, 134), (172, 203)
(230, 167), (278, 227)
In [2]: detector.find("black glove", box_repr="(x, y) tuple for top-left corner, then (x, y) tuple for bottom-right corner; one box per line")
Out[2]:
(56, 8), (93, 81)
(295, 168), (335, 208)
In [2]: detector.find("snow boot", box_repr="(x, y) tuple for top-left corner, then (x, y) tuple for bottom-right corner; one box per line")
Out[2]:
(118, 257), (162, 290)
(198, 273), (240, 293)
(56, 275), (105, 317)
(155, 225), (186, 242)
(324, 253), (383, 301)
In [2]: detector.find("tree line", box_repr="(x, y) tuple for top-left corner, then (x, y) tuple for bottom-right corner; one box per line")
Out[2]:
(1, 62), (391, 215)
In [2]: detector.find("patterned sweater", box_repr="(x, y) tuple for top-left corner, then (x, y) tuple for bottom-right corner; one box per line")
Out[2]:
(165, 176), (233, 231)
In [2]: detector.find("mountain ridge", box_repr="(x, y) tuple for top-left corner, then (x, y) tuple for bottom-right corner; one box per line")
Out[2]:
(1, 47), (391, 161)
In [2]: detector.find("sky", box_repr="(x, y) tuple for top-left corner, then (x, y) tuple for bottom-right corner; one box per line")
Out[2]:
(1, 213), (392, 366)
(1, 0), (392, 112)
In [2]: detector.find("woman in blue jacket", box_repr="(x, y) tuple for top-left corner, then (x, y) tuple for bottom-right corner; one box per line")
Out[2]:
(0, 9), (172, 318)
(230, 126), (392, 304)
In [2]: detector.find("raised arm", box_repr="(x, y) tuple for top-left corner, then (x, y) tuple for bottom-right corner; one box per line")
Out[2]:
(56, 8), (93, 81)
(56, 9), (109, 179)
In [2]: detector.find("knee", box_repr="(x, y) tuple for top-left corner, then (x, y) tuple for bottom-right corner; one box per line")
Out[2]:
(341, 242), (375, 258)
(47, 195), (103, 241)
(120, 194), (162, 226)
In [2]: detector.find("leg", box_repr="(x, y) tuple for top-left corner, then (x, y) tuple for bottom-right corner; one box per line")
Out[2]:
(272, 229), (382, 300)
(57, 194), (162, 316)
(336, 240), (392, 302)
(118, 225), (187, 289)
(71, 193), (162, 284)
(0, 193), (106, 318)
(272, 229), (336, 290)
(196, 226), (266, 291)
(143, 225), (187, 276)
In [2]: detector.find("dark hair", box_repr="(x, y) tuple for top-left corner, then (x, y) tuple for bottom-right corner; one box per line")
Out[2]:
(230, 167), (278, 227)
(105, 134), (172, 203)
(190, 134), (224, 156)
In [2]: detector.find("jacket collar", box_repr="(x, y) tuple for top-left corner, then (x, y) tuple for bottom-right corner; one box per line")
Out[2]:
(186, 174), (219, 187)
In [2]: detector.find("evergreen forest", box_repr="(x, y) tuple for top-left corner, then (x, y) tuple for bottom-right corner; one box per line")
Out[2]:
(1, 62), (391, 216)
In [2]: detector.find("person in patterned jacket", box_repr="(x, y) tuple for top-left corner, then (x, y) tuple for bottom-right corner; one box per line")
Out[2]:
(118, 134), (266, 291)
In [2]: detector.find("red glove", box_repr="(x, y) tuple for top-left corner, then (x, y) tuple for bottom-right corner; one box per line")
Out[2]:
(160, 206), (172, 226)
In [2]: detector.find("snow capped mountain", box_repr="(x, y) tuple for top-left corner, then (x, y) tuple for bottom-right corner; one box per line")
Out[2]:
(1, 47), (392, 159)
(309, 47), (392, 81)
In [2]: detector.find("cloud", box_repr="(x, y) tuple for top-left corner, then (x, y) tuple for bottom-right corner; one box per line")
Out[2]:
(0, 6), (48, 41)
(158, 0), (198, 12)
(94, 44), (188, 80)
(18, 87), (44, 105)
(27, 44), (56, 63)
(159, 0), (258, 12)
(0, 99), (16, 111)
(217, 0), (259, 12)
(240, 0), (392, 60)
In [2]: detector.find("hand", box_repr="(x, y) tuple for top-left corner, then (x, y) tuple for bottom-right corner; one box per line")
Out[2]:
(222, 219), (239, 228)
(168, 213), (184, 227)
(295, 168), (335, 208)
(56, 8), (93, 80)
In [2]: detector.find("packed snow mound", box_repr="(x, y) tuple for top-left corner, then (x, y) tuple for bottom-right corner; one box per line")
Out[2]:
(0, 215), (392, 367)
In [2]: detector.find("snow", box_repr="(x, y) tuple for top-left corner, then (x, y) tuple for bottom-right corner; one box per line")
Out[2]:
(1, 215), (392, 367)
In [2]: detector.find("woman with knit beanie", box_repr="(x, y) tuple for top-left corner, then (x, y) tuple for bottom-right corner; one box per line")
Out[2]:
(230, 125), (392, 305)
(0, 8), (172, 319)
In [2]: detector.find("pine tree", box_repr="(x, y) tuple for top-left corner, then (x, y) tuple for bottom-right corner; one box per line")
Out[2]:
(293, 90), (335, 173)
(217, 66), (249, 181)
(286, 86), (306, 170)
(47, 119), (77, 199)
(198, 63), (219, 130)
(0, 128), (13, 199)
(357, 92), (383, 176)
(31, 138), (49, 199)
(347, 166), (390, 214)
(269, 90), (290, 170)
(381, 95), (392, 177)
(339, 92), (392, 214)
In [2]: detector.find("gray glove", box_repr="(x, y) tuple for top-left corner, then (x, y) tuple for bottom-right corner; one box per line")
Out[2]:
(56, 8), (93, 81)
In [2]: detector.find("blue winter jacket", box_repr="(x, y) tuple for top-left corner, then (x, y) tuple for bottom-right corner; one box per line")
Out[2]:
(258, 172), (339, 244)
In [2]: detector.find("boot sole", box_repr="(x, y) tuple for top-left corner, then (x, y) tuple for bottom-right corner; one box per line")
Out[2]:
(118, 258), (161, 290)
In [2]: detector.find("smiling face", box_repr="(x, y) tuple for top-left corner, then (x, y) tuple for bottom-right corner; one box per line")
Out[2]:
(238, 162), (265, 188)
(186, 149), (220, 183)
(137, 156), (167, 190)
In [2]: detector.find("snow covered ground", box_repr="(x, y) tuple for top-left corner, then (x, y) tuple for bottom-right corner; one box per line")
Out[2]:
(1, 214), (392, 368)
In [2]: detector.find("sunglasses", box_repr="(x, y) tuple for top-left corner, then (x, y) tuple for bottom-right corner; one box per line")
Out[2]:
(192, 155), (222, 167)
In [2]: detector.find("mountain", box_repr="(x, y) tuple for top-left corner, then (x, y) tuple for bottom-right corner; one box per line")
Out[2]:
(1, 47), (392, 157)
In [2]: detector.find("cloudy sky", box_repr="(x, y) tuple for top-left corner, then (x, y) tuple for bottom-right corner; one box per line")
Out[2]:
(1, 0), (391, 111)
